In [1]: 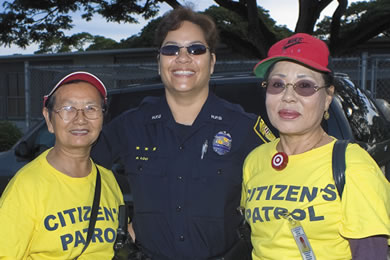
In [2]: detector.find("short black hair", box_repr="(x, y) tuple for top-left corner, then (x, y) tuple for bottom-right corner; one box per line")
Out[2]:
(155, 7), (219, 54)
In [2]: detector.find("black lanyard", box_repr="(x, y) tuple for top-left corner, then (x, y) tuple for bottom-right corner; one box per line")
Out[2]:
(74, 164), (101, 259)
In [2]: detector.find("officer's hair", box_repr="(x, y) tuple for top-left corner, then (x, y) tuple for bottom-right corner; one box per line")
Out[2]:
(154, 6), (219, 54)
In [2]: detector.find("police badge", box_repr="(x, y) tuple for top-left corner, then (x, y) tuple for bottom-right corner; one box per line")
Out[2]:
(212, 131), (232, 155)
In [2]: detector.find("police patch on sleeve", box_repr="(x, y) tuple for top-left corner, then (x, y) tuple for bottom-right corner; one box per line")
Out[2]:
(254, 116), (276, 143)
(213, 131), (232, 155)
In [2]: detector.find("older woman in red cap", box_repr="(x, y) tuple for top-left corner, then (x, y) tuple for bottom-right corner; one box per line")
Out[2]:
(0, 71), (124, 259)
(241, 33), (390, 259)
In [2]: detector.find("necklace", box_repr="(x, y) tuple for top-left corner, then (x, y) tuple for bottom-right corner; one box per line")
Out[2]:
(271, 132), (326, 171)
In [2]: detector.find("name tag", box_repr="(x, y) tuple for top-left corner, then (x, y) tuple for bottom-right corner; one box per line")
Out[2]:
(284, 213), (316, 260)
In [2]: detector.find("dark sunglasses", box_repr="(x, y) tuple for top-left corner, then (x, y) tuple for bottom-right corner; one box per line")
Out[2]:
(159, 44), (209, 56)
(262, 78), (327, 97)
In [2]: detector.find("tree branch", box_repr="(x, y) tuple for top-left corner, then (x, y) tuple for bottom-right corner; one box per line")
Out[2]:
(214, 0), (247, 19)
(296, 0), (332, 33)
(331, 9), (390, 55)
(161, 0), (181, 9)
(329, 0), (348, 50)
(214, 0), (276, 58)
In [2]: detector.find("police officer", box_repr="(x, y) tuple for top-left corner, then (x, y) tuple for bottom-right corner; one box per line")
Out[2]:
(92, 7), (275, 260)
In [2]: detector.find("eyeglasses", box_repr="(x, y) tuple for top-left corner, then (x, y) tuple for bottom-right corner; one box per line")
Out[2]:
(159, 44), (209, 56)
(261, 78), (327, 97)
(53, 105), (104, 122)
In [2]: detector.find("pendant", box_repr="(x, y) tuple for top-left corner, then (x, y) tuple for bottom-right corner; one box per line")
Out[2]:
(272, 152), (288, 170)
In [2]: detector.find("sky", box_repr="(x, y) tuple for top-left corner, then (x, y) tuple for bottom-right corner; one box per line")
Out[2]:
(0, 0), (358, 56)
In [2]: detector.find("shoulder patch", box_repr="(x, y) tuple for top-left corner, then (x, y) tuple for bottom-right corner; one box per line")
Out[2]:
(253, 116), (276, 143)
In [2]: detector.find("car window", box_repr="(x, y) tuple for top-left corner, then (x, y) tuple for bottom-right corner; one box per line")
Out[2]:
(29, 124), (55, 158)
(212, 79), (266, 114)
(35, 125), (55, 148)
(106, 86), (164, 123)
(106, 77), (278, 136)
(211, 78), (277, 135)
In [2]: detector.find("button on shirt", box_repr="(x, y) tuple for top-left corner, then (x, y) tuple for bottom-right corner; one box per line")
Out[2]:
(92, 93), (273, 259)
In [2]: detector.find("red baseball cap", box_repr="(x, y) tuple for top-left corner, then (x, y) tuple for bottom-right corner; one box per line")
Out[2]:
(43, 71), (107, 107)
(253, 33), (331, 78)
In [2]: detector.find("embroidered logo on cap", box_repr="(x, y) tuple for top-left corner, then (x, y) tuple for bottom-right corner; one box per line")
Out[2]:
(283, 37), (304, 50)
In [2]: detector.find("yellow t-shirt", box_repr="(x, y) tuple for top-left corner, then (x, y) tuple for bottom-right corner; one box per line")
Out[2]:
(241, 139), (390, 260)
(0, 149), (124, 259)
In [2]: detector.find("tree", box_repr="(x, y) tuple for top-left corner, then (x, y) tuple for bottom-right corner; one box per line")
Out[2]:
(85, 5), (291, 57)
(0, 0), (389, 57)
(0, 121), (22, 152)
(315, 0), (390, 54)
(214, 0), (390, 56)
(0, 0), (161, 51)
(204, 5), (291, 58)
(34, 32), (94, 53)
(116, 18), (162, 49)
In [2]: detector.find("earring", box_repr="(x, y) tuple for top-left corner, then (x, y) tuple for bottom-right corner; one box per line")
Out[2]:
(323, 111), (330, 120)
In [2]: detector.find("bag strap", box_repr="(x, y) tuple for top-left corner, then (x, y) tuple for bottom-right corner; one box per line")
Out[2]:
(332, 140), (349, 199)
(74, 164), (101, 259)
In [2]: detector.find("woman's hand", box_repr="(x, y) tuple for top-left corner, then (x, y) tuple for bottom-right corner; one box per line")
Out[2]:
(128, 222), (136, 242)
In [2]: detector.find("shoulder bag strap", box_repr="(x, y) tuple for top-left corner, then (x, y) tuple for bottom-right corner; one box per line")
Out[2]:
(74, 164), (101, 259)
(332, 140), (349, 200)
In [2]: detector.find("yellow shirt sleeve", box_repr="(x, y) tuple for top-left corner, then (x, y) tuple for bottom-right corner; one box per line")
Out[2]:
(340, 143), (390, 240)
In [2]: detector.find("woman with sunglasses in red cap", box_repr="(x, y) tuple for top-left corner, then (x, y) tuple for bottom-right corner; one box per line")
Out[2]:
(0, 71), (124, 259)
(241, 33), (390, 259)
(91, 6), (275, 260)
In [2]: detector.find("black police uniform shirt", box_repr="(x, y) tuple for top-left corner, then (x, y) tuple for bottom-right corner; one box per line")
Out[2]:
(91, 93), (274, 260)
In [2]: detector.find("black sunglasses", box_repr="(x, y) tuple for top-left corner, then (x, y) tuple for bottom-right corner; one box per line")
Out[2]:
(159, 44), (209, 56)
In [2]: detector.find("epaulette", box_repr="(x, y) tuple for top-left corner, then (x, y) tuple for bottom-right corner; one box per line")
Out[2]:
(139, 96), (160, 106)
(115, 96), (160, 119)
(217, 96), (257, 120)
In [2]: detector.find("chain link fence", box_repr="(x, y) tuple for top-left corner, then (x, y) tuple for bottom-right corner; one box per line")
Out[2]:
(1, 55), (390, 130)
(25, 60), (264, 121)
(372, 55), (390, 100)
(27, 63), (160, 122)
(330, 57), (361, 87)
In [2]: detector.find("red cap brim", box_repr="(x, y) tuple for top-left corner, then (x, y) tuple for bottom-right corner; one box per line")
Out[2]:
(43, 71), (107, 107)
(253, 56), (331, 78)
